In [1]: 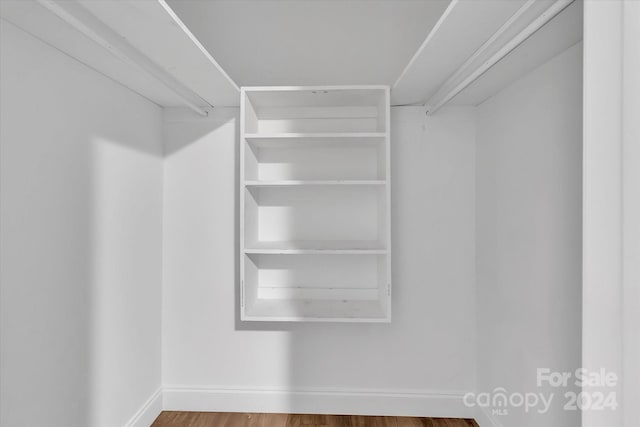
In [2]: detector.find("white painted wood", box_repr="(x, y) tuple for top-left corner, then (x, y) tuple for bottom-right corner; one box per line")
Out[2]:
(392, 0), (529, 105)
(0, 1), (180, 107)
(452, 0), (582, 106)
(244, 240), (387, 255)
(427, 0), (575, 114)
(165, 0), (450, 88)
(392, 0), (582, 108)
(434, 0), (539, 102)
(245, 132), (386, 139)
(33, 0), (207, 116)
(243, 300), (388, 323)
(244, 181), (386, 187)
(79, 0), (239, 106)
(256, 287), (379, 301)
(124, 388), (163, 427)
(0, 0), (239, 109)
(162, 385), (474, 418)
(240, 86), (390, 322)
(392, 0), (459, 96)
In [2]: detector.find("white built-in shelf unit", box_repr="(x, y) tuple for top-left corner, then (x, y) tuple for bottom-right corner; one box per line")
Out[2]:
(240, 86), (391, 322)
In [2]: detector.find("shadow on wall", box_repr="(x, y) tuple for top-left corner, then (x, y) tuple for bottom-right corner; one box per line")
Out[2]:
(89, 136), (163, 426)
(1, 133), (162, 427)
(0, 19), (163, 427)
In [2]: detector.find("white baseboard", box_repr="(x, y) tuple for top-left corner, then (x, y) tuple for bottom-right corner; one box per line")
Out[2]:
(474, 407), (503, 427)
(124, 387), (163, 427)
(162, 385), (475, 419)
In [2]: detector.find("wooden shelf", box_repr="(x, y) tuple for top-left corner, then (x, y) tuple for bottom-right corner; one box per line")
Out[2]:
(240, 86), (391, 322)
(242, 299), (388, 323)
(244, 180), (386, 187)
(245, 132), (386, 139)
(245, 133), (386, 149)
(245, 240), (386, 255)
(256, 287), (379, 300)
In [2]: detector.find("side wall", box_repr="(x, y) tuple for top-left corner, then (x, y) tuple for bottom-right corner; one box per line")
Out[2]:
(0, 21), (163, 427)
(161, 106), (477, 415)
(582, 2), (640, 426)
(475, 43), (583, 427)
(622, 3), (640, 426)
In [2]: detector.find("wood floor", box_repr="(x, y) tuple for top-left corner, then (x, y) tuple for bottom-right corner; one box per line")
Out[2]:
(151, 412), (479, 427)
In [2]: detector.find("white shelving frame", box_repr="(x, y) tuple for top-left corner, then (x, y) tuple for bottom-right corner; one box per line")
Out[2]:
(240, 86), (391, 322)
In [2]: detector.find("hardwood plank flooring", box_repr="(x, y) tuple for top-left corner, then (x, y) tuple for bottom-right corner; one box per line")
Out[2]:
(151, 412), (479, 427)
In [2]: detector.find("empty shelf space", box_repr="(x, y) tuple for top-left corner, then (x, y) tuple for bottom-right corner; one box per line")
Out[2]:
(244, 240), (387, 254)
(244, 185), (387, 246)
(244, 138), (386, 181)
(243, 87), (388, 134)
(242, 253), (389, 322)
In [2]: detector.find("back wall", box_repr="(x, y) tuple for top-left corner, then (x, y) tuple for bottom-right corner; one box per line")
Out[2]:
(161, 105), (477, 415)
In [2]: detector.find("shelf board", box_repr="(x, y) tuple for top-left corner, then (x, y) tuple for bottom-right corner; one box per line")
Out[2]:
(243, 298), (389, 323)
(244, 180), (386, 187)
(256, 287), (379, 301)
(244, 240), (386, 255)
(245, 132), (386, 140)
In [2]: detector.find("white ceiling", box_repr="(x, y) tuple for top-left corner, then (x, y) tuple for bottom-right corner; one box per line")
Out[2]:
(1, 0), (583, 110)
(166, 0), (451, 88)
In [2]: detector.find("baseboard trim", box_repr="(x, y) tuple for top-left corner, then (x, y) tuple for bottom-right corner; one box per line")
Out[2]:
(162, 385), (475, 418)
(124, 387), (163, 427)
(474, 407), (503, 427)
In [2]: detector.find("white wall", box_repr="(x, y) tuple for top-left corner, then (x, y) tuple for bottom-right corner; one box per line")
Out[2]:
(475, 43), (583, 427)
(582, 2), (640, 426)
(622, 3), (640, 426)
(0, 21), (163, 427)
(161, 106), (476, 415)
